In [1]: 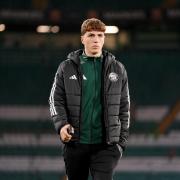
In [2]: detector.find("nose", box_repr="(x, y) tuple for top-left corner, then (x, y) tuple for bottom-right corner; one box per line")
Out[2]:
(93, 35), (99, 43)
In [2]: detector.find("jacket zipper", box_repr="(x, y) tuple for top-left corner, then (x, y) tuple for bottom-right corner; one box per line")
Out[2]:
(77, 66), (83, 143)
(102, 59), (110, 144)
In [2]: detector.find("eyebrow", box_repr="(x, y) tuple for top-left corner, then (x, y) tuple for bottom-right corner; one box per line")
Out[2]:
(88, 32), (104, 36)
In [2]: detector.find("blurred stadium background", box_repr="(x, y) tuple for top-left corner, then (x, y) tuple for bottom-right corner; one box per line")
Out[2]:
(0, 0), (180, 179)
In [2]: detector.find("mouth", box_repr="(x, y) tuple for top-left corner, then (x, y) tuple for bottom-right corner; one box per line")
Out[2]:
(92, 46), (99, 49)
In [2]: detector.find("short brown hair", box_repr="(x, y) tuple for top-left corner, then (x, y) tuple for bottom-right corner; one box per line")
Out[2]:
(81, 18), (106, 35)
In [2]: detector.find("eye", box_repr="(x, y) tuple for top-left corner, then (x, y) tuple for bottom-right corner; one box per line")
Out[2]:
(88, 34), (94, 37)
(98, 34), (104, 37)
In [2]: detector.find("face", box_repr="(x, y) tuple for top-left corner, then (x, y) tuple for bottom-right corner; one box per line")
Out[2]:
(81, 31), (105, 57)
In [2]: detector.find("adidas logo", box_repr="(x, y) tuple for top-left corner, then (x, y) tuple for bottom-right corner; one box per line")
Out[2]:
(69, 75), (77, 80)
(83, 75), (87, 80)
(69, 74), (87, 80)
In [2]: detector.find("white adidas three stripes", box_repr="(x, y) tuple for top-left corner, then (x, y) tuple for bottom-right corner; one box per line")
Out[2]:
(49, 73), (58, 116)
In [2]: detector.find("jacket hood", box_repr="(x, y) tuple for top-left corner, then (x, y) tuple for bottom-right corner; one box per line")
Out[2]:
(67, 49), (83, 64)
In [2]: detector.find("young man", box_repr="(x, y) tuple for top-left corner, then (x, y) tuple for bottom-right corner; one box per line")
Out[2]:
(49, 18), (130, 180)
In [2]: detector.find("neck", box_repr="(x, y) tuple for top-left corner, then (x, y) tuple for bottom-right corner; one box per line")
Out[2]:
(84, 50), (102, 57)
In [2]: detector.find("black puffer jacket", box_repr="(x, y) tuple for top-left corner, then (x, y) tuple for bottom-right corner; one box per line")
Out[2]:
(49, 49), (130, 150)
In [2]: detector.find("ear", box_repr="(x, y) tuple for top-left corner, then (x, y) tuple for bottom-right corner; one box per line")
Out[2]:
(81, 36), (84, 45)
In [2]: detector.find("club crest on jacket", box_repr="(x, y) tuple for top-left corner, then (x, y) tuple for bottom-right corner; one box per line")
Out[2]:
(109, 72), (118, 82)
